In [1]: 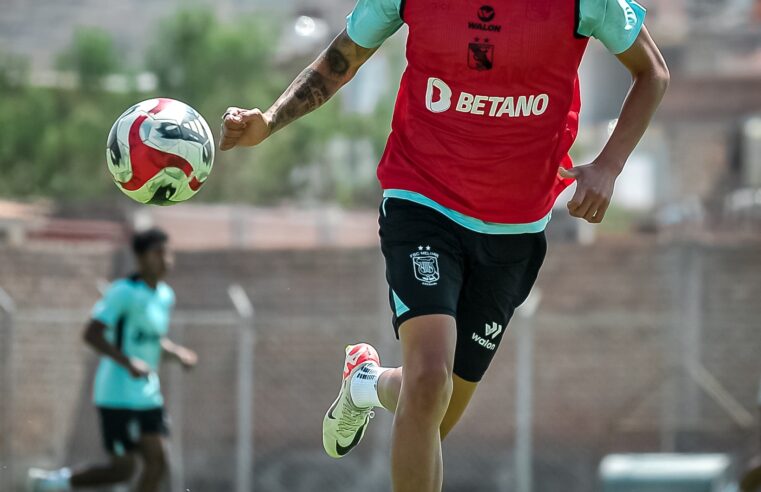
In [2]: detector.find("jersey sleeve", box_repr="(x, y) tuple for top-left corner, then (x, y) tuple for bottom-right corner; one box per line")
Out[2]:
(165, 285), (176, 309)
(346, 0), (404, 49)
(91, 281), (131, 328)
(578, 0), (646, 55)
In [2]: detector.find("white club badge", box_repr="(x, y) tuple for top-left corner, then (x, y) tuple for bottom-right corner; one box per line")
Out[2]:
(410, 245), (440, 286)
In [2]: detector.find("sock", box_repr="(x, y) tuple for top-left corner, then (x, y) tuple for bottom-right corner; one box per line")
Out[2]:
(350, 364), (390, 409)
(47, 468), (72, 490)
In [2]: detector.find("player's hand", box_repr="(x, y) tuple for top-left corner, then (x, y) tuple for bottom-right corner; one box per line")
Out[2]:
(219, 107), (271, 151)
(127, 358), (151, 379)
(174, 347), (198, 369)
(558, 162), (619, 224)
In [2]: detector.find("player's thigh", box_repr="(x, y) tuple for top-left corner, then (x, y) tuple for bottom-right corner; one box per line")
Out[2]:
(398, 314), (458, 381)
(136, 408), (170, 469)
(379, 198), (465, 336)
(454, 232), (546, 382)
(440, 375), (478, 440)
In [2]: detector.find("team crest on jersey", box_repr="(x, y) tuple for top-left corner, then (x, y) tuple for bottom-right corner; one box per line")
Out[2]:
(411, 246), (440, 286)
(468, 38), (494, 71)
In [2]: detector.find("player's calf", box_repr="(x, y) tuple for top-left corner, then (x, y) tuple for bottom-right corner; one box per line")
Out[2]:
(136, 435), (169, 492)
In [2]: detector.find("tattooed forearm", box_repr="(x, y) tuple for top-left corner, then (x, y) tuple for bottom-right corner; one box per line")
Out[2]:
(263, 29), (377, 135)
(294, 69), (331, 109)
(269, 68), (332, 132)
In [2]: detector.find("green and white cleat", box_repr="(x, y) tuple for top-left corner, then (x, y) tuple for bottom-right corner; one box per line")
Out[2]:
(322, 343), (380, 458)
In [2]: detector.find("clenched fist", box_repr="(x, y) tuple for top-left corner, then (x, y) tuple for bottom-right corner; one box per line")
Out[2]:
(219, 107), (272, 151)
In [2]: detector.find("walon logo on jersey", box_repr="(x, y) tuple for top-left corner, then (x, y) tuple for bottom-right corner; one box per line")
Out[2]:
(425, 78), (550, 118)
(478, 5), (495, 22)
(410, 245), (440, 286)
(469, 5), (501, 32)
(472, 322), (503, 351)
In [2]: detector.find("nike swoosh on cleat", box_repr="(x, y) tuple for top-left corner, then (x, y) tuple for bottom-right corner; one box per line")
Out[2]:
(335, 419), (368, 457)
(327, 399), (339, 420)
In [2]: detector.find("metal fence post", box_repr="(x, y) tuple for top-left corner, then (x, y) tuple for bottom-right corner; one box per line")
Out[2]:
(511, 289), (542, 492)
(0, 287), (16, 492)
(229, 285), (255, 492)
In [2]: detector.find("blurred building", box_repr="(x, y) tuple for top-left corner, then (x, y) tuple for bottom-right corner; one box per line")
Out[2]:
(573, 0), (761, 235)
(0, 0), (355, 71)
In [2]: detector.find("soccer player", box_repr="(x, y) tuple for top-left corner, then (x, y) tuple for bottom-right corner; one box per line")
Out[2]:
(27, 228), (197, 492)
(220, 0), (668, 489)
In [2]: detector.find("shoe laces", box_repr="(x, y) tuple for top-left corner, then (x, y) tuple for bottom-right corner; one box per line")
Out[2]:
(336, 399), (375, 438)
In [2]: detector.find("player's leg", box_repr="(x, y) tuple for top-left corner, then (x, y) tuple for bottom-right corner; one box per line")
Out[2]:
(135, 407), (170, 492)
(27, 408), (139, 491)
(375, 368), (476, 439)
(323, 197), (465, 461)
(69, 408), (139, 487)
(27, 455), (136, 492)
(136, 434), (169, 492)
(376, 233), (547, 448)
(391, 314), (456, 492)
(740, 456), (761, 492)
(69, 454), (137, 487)
(440, 376), (478, 438)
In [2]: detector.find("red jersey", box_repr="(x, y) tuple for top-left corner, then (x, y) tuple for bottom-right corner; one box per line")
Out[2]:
(376, 0), (589, 223)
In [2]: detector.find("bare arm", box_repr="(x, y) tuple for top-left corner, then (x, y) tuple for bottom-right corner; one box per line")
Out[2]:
(82, 319), (149, 378)
(600, 26), (670, 170)
(220, 30), (377, 150)
(560, 26), (670, 223)
(161, 337), (198, 368)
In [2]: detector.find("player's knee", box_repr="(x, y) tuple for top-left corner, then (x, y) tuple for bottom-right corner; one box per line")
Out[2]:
(403, 363), (453, 412)
(143, 449), (168, 478)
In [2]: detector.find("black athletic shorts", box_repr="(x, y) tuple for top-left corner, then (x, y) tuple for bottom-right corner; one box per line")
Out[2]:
(98, 407), (169, 455)
(379, 197), (547, 382)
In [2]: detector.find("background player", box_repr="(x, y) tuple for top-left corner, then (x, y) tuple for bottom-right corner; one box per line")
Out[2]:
(219, 0), (669, 490)
(27, 228), (197, 492)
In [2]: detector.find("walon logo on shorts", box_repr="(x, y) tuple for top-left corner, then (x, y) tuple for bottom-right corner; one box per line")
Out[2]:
(472, 322), (503, 350)
(410, 245), (440, 286)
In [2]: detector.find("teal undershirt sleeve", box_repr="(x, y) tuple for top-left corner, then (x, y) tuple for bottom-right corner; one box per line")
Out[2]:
(346, 0), (404, 49)
(578, 0), (646, 55)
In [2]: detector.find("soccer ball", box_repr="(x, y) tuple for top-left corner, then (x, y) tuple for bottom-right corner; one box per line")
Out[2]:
(106, 98), (215, 205)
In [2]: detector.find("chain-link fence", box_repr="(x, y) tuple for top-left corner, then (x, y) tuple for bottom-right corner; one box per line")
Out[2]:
(1, 239), (760, 491)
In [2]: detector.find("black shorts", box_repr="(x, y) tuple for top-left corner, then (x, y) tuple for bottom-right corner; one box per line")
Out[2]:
(98, 407), (169, 456)
(379, 198), (547, 382)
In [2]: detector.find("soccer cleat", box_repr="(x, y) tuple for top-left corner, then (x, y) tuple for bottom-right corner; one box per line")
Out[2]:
(323, 343), (380, 458)
(26, 468), (69, 492)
